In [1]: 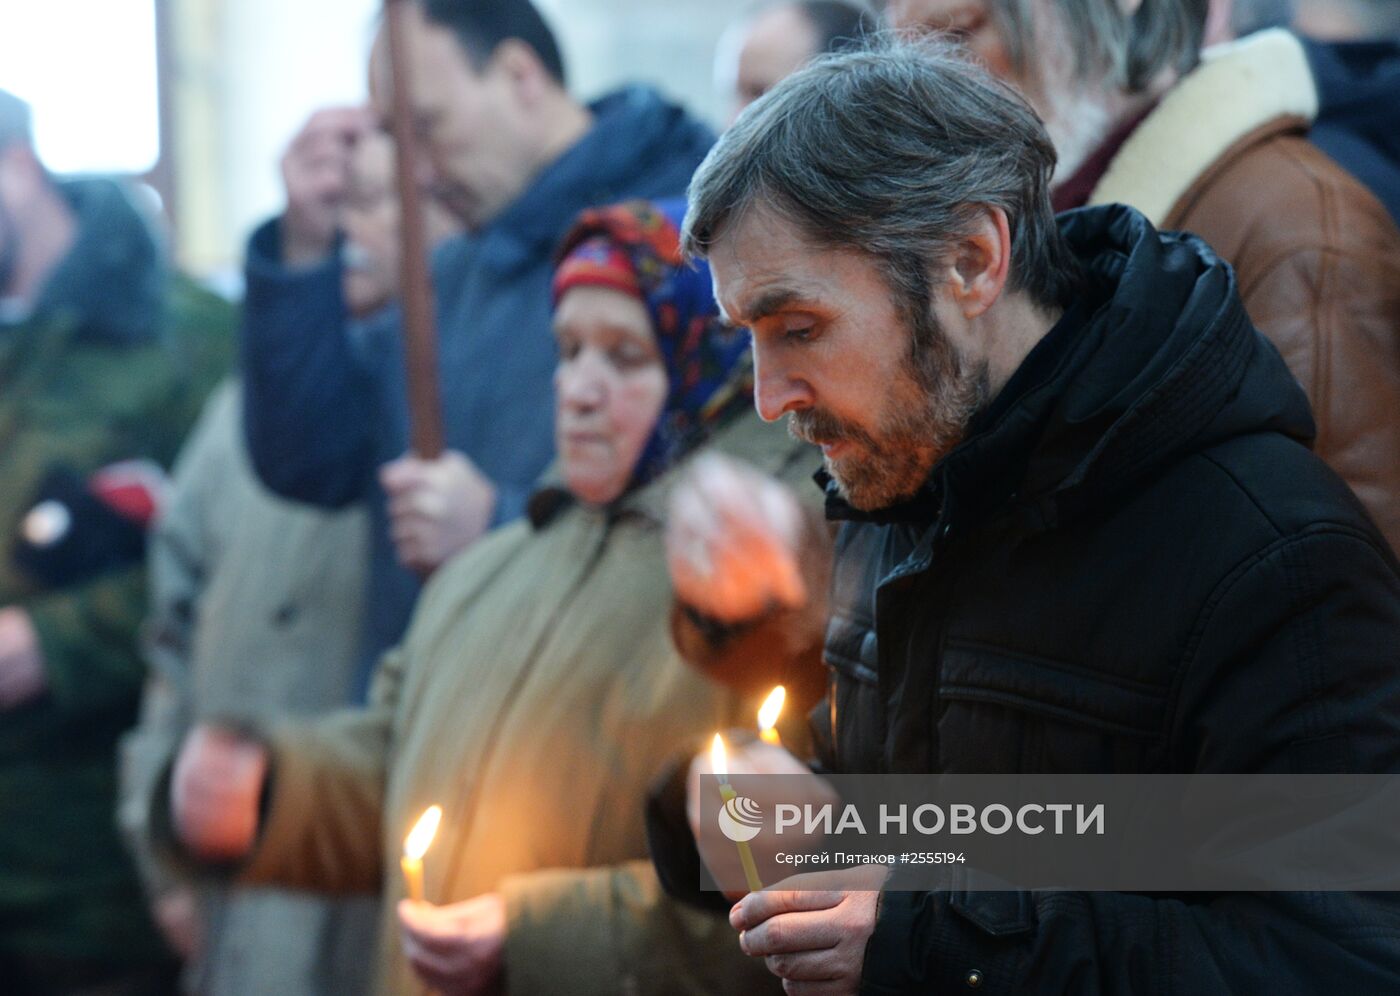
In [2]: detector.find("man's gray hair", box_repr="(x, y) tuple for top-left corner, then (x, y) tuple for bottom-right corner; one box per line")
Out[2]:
(0, 88), (34, 150)
(683, 36), (1079, 317)
(990, 0), (1207, 93)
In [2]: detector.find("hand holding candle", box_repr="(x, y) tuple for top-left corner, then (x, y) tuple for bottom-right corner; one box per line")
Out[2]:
(398, 892), (506, 995)
(401, 805), (442, 902)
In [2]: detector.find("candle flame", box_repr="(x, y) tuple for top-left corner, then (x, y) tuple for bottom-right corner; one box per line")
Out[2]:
(757, 686), (786, 733)
(711, 733), (727, 780)
(404, 805), (442, 861)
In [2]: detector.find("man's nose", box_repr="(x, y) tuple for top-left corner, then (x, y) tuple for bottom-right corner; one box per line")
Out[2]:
(752, 347), (811, 423)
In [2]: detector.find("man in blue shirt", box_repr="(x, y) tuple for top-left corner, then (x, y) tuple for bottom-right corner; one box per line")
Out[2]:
(241, 0), (714, 695)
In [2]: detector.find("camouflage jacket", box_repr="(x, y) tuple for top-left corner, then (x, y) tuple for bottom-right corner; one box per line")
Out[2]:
(0, 178), (232, 961)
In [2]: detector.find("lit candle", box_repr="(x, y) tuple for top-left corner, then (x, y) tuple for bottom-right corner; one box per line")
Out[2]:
(757, 686), (786, 746)
(401, 805), (442, 902)
(711, 734), (764, 893)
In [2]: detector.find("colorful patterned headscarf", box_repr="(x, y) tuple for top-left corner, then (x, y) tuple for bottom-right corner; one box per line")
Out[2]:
(552, 198), (754, 492)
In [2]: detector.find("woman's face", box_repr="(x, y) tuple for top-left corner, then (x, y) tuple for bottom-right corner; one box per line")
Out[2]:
(554, 285), (668, 505)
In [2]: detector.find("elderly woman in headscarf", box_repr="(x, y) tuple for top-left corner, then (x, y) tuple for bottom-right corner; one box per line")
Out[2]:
(159, 200), (817, 995)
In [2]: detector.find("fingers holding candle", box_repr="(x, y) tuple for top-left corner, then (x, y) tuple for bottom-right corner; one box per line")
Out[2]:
(729, 867), (887, 994)
(397, 893), (505, 996)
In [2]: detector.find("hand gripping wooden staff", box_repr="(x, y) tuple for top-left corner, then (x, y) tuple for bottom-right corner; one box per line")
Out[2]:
(384, 0), (446, 458)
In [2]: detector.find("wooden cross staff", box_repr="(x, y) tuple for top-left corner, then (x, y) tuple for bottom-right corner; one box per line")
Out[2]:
(384, 0), (445, 457)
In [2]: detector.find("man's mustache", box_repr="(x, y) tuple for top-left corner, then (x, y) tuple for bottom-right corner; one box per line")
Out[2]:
(789, 408), (875, 450)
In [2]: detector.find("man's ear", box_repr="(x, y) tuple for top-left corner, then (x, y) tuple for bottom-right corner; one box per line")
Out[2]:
(489, 38), (554, 105)
(941, 205), (1012, 321)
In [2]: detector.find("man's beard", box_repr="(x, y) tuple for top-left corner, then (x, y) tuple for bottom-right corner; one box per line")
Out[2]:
(1041, 87), (1113, 185)
(790, 312), (989, 511)
(1014, 9), (1116, 186)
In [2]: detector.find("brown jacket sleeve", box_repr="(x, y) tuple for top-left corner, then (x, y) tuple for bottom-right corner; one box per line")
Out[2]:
(235, 644), (408, 895)
(1172, 131), (1400, 556)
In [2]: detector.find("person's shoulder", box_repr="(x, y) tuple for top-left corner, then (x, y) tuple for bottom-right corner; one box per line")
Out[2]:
(590, 84), (708, 132)
(414, 517), (537, 617)
(183, 378), (242, 444)
(163, 271), (235, 321)
(145, 274), (236, 419)
(1166, 125), (1400, 337)
(1174, 430), (1391, 561)
(1203, 127), (1400, 258)
(589, 85), (715, 166)
(1140, 31), (1395, 257)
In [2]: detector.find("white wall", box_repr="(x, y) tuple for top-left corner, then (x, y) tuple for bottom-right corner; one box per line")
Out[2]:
(192, 0), (752, 278)
(209, 0), (380, 272)
(535, 0), (752, 122)
(0, 0), (161, 174)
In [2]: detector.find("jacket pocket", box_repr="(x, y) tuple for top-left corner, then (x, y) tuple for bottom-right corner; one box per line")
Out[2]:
(947, 884), (1036, 936)
(936, 641), (1166, 771)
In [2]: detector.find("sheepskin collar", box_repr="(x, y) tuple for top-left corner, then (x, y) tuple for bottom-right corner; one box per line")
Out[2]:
(1088, 29), (1319, 225)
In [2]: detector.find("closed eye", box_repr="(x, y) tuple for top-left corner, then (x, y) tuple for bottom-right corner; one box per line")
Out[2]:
(609, 345), (656, 369)
(555, 333), (580, 360)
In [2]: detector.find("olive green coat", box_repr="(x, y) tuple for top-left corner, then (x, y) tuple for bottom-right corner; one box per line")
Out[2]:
(0, 179), (233, 963)
(236, 411), (811, 995)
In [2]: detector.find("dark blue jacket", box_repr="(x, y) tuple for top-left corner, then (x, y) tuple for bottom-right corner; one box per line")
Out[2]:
(241, 86), (714, 696)
(1304, 37), (1400, 227)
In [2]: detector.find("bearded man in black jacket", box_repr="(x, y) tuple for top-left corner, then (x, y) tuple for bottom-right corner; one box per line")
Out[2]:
(652, 36), (1400, 995)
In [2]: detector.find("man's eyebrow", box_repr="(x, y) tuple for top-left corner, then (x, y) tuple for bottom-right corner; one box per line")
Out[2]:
(728, 287), (806, 326)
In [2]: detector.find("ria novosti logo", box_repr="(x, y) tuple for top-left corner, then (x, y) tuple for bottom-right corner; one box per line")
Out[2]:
(718, 796), (763, 842)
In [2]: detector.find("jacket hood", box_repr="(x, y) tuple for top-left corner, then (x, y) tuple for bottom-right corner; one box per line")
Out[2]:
(489, 85), (715, 253)
(33, 178), (165, 344)
(826, 204), (1316, 531)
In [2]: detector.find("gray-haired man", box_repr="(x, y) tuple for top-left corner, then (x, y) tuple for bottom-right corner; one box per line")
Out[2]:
(653, 38), (1400, 994)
